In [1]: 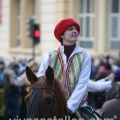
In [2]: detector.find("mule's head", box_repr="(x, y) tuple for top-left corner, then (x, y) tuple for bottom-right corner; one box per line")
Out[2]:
(25, 66), (58, 119)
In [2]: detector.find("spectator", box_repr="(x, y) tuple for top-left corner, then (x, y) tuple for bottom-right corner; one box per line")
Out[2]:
(88, 72), (114, 109)
(18, 60), (39, 119)
(100, 82), (120, 120)
(3, 62), (20, 120)
(106, 68), (120, 100)
(107, 55), (119, 72)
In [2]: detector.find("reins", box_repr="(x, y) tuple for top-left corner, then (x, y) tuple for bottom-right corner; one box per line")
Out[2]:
(27, 85), (55, 119)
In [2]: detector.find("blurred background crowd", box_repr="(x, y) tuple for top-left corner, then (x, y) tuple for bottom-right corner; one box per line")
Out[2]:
(1, 0), (120, 119)
(0, 54), (120, 119)
(0, 54), (39, 120)
(88, 55), (120, 119)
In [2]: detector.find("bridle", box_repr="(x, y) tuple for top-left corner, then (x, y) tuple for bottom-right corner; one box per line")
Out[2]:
(27, 85), (56, 119)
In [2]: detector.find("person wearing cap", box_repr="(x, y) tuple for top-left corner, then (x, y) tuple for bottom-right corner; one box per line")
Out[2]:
(37, 18), (92, 118)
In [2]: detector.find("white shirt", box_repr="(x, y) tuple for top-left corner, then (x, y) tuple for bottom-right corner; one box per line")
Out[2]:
(37, 44), (91, 113)
(88, 79), (112, 92)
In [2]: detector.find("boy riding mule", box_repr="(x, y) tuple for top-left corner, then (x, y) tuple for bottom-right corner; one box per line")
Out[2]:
(25, 66), (100, 119)
(28, 18), (101, 119)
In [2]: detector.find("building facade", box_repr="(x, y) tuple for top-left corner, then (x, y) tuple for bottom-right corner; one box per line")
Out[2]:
(0, 0), (120, 62)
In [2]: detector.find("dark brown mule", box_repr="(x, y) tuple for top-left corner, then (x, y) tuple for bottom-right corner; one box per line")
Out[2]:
(25, 66), (68, 119)
(25, 66), (100, 120)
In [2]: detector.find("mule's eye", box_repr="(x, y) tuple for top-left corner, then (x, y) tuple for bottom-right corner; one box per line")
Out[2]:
(45, 98), (53, 105)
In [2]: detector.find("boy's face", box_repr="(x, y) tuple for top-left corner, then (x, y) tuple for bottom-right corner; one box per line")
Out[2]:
(62, 26), (79, 45)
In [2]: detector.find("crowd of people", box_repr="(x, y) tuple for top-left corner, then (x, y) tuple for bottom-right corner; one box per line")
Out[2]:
(88, 55), (120, 119)
(0, 54), (120, 119)
(0, 55), (39, 120)
(0, 18), (120, 120)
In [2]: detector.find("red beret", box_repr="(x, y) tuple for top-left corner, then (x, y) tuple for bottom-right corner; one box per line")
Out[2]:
(54, 18), (80, 42)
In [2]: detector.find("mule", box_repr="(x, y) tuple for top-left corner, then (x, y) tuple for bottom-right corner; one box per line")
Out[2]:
(25, 66), (101, 120)
(25, 66), (68, 119)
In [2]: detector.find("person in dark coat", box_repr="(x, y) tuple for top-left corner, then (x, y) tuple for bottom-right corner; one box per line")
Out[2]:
(3, 62), (20, 120)
(106, 68), (120, 100)
(100, 82), (120, 120)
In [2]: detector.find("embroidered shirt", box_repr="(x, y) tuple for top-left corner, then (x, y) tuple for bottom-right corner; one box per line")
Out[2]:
(37, 44), (91, 113)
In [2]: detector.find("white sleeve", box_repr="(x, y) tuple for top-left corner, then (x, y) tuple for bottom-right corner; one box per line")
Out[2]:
(67, 51), (91, 113)
(96, 78), (106, 82)
(88, 79), (112, 92)
(37, 53), (49, 77)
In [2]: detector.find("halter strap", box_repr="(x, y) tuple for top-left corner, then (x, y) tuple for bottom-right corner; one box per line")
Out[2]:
(27, 85), (55, 118)
(30, 86), (55, 92)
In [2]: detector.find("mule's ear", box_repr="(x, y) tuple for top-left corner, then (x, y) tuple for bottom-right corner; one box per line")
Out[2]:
(45, 66), (54, 82)
(26, 66), (38, 84)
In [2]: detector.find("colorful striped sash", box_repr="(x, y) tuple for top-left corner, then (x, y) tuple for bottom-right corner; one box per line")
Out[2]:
(58, 47), (75, 97)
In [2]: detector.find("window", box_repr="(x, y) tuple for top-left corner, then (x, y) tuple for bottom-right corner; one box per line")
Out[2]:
(16, 0), (36, 47)
(109, 0), (120, 50)
(79, 0), (95, 49)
